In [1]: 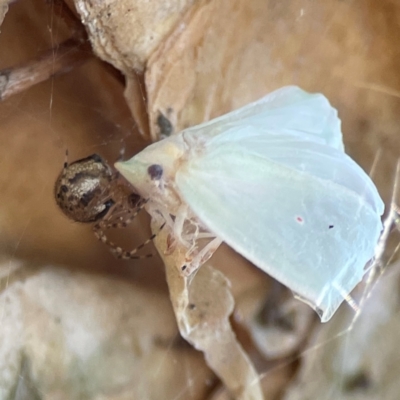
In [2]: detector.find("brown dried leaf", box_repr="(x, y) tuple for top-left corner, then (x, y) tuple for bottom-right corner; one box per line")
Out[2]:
(152, 219), (264, 400)
(73, 0), (196, 138)
(74, 0), (195, 73)
(235, 284), (315, 360)
(0, 0), (9, 28)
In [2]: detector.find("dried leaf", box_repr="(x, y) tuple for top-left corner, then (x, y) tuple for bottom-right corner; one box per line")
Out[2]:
(73, 0), (196, 138)
(74, 0), (194, 72)
(235, 284), (315, 359)
(0, 0), (9, 29)
(209, 364), (293, 400)
(152, 219), (264, 400)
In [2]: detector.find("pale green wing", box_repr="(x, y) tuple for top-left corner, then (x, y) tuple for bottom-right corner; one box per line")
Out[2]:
(183, 86), (344, 151)
(176, 133), (383, 322)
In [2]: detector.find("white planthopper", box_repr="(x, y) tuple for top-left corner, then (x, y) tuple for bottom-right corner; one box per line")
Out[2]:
(115, 86), (384, 322)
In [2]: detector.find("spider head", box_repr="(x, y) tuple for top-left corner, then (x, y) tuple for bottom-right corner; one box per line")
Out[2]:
(54, 154), (115, 223)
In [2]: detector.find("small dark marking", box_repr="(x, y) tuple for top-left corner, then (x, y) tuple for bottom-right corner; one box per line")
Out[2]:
(68, 171), (88, 184)
(80, 191), (96, 207)
(92, 199), (114, 222)
(157, 112), (173, 137)
(128, 193), (141, 207)
(61, 185), (68, 193)
(357, 118), (370, 134)
(148, 164), (163, 180)
(112, 223), (118, 228)
(329, 225), (334, 229)
(188, 304), (196, 310)
(105, 199), (115, 208)
(72, 153), (103, 165)
(315, 307), (324, 319)
(343, 371), (371, 392)
(90, 154), (103, 163)
(273, 311), (295, 332)
(181, 265), (187, 271)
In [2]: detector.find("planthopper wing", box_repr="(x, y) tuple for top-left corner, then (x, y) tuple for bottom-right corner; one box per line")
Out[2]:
(176, 90), (384, 322)
(183, 86), (344, 151)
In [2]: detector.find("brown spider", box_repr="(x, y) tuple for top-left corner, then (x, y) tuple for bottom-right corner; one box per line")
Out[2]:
(54, 153), (158, 259)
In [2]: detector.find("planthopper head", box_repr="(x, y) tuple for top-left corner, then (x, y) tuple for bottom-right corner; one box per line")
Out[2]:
(115, 136), (187, 214)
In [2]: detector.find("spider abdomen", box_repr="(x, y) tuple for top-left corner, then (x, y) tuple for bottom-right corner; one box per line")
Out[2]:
(54, 154), (114, 223)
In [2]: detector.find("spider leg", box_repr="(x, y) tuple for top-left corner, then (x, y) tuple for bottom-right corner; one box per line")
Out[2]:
(93, 204), (164, 260)
(64, 149), (69, 169)
(100, 197), (147, 227)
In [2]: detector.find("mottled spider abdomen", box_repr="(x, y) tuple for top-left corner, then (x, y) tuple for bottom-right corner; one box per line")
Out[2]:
(54, 152), (155, 260)
(54, 154), (114, 223)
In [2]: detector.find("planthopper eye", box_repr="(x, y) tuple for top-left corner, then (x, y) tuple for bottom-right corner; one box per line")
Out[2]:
(147, 164), (164, 180)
